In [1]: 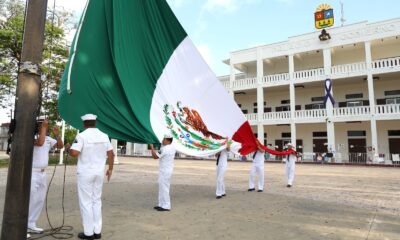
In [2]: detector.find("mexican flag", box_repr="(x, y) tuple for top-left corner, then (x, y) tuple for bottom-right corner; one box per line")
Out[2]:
(58, 0), (259, 157)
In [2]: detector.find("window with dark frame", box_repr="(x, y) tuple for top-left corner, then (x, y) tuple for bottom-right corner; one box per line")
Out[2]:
(282, 132), (291, 138)
(313, 132), (327, 137)
(311, 96), (325, 102)
(384, 90), (400, 96)
(347, 131), (366, 137)
(388, 130), (400, 136)
(345, 93), (363, 99)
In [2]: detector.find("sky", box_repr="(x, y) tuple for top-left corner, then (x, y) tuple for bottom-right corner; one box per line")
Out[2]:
(1, 0), (400, 123)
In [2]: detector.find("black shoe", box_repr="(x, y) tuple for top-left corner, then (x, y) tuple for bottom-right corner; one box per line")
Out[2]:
(216, 196), (222, 199)
(248, 188), (255, 192)
(287, 184), (292, 188)
(94, 233), (101, 239)
(154, 206), (162, 210)
(157, 207), (170, 211)
(78, 232), (94, 240)
(257, 190), (263, 192)
(222, 194), (226, 197)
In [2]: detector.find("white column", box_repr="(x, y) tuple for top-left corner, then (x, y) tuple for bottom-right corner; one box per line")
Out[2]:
(256, 48), (264, 144)
(126, 142), (132, 155)
(229, 55), (235, 97)
(58, 120), (65, 165)
(112, 139), (119, 165)
(365, 41), (378, 158)
(288, 54), (296, 146)
(323, 48), (336, 153)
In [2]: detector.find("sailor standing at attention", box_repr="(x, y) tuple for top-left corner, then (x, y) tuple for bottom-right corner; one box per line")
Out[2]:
(248, 140), (266, 192)
(215, 141), (231, 199)
(28, 117), (64, 234)
(285, 143), (298, 188)
(149, 134), (176, 211)
(68, 114), (114, 240)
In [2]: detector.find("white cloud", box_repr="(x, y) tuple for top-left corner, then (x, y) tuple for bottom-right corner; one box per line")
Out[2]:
(167, 0), (187, 8)
(202, 0), (238, 12)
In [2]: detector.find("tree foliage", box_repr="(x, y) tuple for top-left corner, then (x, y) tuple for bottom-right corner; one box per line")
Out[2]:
(0, 0), (73, 123)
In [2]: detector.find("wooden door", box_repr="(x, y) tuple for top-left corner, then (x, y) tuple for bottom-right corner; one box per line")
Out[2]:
(313, 139), (327, 161)
(389, 138), (400, 161)
(348, 138), (366, 163)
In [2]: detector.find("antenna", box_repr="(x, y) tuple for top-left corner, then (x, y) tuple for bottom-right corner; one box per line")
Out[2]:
(340, 1), (346, 26)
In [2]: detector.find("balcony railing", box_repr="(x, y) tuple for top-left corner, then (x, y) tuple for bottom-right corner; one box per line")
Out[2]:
(245, 113), (258, 122)
(294, 68), (325, 81)
(263, 73), (290, 85)
(295, 109), (327, 119)
(232, 77), (257, 89)
(372, 56), (400, 72)
(375, 104), (400, 115)
(220, 79), (230, 89)
(331, 62), (367, 77)
(333, 106), (371, 117)
(263, 111), (291, 120)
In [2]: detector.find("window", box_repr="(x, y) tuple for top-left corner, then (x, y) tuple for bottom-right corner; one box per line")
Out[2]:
(386, 98), (400, 105)
(242, 109), (248, 114)
(282, 132), (291, 138)
(388, 130), (400, 136)
(253, 102), (257, 106)
(347, 131), (366, 137)
(238, 104), (242, 108)
(313, 132), (327, 137)
(346, 93), (363, 99)
(311, 96), (325, 102)
(281, 105), (290, 111)
(312, 103), (325, 109)
(384, 90), (400, 96)
(347, 101), (363, 107)
(281, 99), (290, 104)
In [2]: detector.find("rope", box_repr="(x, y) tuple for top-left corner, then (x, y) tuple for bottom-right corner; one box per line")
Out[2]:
(30, 152), (74, 240)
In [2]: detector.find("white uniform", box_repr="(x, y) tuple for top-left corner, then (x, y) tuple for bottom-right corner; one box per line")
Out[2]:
(216, 149), (228, 197)
(286, 153), (296, 185)
(28, 136), (57, 229)
(157, 144), (176, 210)
(70, 128), (112, 236)
(249, 150), (265, 190)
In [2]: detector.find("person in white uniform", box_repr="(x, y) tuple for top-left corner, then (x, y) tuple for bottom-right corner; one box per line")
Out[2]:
(28, 117), (64, 234)
(149, 134), (176, 211)
(215, 141), (230, 199)
(69, 114), (114, 240)
(285, 143), (298, 188)
(248, 141), (266, 192)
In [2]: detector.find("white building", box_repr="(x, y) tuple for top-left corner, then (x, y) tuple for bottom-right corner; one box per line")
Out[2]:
(124, 18), (400, 164)
(217, 18), (400, 164)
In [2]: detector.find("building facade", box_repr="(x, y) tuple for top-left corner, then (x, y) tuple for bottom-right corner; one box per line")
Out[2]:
(217, 18), (400, 163)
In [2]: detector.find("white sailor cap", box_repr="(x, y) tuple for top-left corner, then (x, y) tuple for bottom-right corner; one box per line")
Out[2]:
(164, 133), (172, 139)
(37, 116), (46, 121)
(81, 113), (97, 121)
(286, 142), (294, 147)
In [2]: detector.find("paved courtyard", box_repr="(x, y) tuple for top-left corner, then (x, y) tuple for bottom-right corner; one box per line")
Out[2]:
(0, 156), (399, 239)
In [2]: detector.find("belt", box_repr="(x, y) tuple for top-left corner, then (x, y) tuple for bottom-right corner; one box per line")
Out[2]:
(32, 168), (46, 172)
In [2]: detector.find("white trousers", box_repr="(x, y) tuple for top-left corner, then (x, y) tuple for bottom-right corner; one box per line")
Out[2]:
(158, 170), (173, 209)
(77, 173), (104, 236)
(28, 171), (47, 228)
(249, 164), (264, 190)
(216, 164), (227, 196)
(285, 159), (296, 185)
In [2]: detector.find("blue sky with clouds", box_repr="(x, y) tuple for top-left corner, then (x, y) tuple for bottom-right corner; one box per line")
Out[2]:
(166, 0), (400, 76)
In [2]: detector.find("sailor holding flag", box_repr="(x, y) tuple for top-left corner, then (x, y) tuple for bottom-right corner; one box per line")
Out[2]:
(215, 140), (231, 199)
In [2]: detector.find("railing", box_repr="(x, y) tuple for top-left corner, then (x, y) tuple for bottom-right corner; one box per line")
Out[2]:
(295, 109), (327, 119)
(372, 56), (400, 71)
(333, 106), (371, 117)
(262, 73), (290, 84)
(375, 104), (400, 115)
(294, 68), (324, 81)
(220, 80), (230, 89)
(331, 62), (367, 76)
(263, 111), (291, 120)
(245, 113), (258, 122)
(232, 77), (257, 89)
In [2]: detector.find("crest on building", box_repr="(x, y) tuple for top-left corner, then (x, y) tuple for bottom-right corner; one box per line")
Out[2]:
(314, 3), (334, 29)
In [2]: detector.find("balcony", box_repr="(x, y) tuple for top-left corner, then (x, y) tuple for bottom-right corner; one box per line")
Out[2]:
(220, 56), (400, 91)
(243, 105), (400, 125)
(372, 56), (400, 74)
